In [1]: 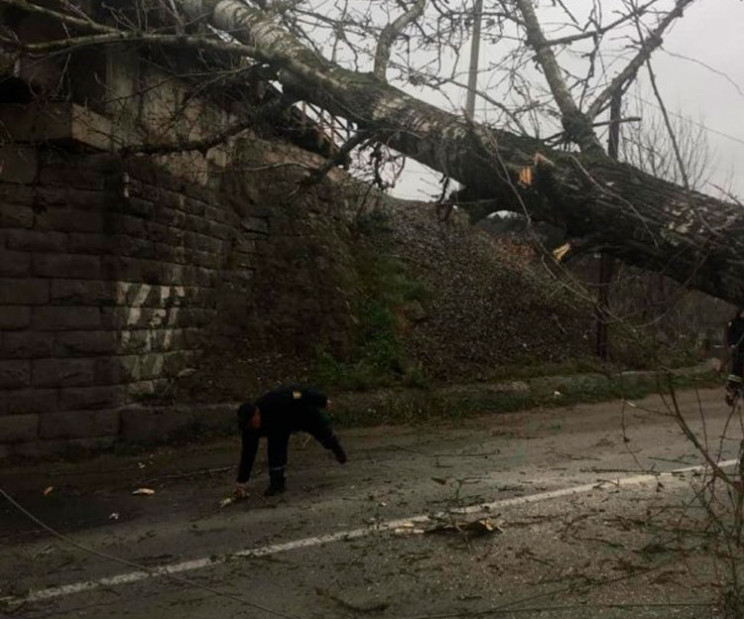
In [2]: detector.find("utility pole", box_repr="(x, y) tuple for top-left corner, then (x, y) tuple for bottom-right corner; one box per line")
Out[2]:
(465, 0), (483, 118)
(596, 89), (622, 360)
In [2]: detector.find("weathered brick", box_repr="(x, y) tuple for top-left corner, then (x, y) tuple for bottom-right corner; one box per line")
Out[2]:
(35, 208), (104, 233)
(183, 328), (203, 348)
(0, 360), (31, 388)
(185, 286), (208, 307)
(0, 278), (49, 305)
(186, 183), (213, 205)
(204, 205), (228, 224)
(0, 414), (39, 443)
(115, 283), (187, 309)
(207, 220), (232, 240)
(10, 436), (116, 458)
(32, 358), (96, 387)
(100, 256), (163, 284)
(158, 285), (188, 308)
(1, 331), (54, 358)
(156, 188), (184, 210)
(0, 183), (34, 206)
(54, 331), (118, 356)
(39, 409), (120, 440)
(6, 389), (57, 414)
(242, 216), (269, 234)
(32, 306), (101, 330)
(0, 203), (34, 229)
(232, 240), (256, 257)
(118, 330), (152, 354)
(155, 243), (187, 265)
(38, 157), (114, 190)
(126, 163), (158, 188)
(149, 221), (184, 244)
(138, 353), (165, 379)
(160, 263), (186, 284)
(119, 197), (154, 219)
(117, 234), (155, 259)
(101, 306), (146, 330)
(185, 232), (223, 254)
(119, 403), (234, 441)
(193, 251), (221, 269)
(33, 253), (101, 279)
(0, 146), (37, 184)
(58, 385), (126, 411)
(184, 213), (209, 233)
(113, 281), (149, 307)
(177, 308), (215, 328)
(95, 355), (140, 384)
(101, 306), (181, 330)
(225, 268), (254, 286)
(0, 306), (31, 329)
(152, 206), (186, 228)
(6, 229), (68, 252)
(183, 266), (215, 287)
(50, 279), (115, 306)
(108, 214), (148, 238)
(67, 233), (114, 255)
(0, 248), (31, 276)
(163, 350), (198, 377)
(126, 379), (168, 401)
(34, 186), (103, 211)
(150, 328), (185, 351)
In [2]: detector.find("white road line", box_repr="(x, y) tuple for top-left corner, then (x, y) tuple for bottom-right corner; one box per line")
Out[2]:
(2, 459), (738, 607)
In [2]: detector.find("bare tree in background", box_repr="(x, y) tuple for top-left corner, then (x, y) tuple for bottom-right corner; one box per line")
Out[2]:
(622, 102), (713, 192)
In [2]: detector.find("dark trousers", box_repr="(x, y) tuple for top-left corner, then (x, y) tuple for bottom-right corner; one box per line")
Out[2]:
(733, 351), (744, 379)
(727, 351), (744, 397)
(266, 411), (336, 479)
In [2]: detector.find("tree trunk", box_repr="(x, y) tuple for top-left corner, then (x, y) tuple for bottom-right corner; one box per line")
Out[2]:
(183, 0), (744, 305)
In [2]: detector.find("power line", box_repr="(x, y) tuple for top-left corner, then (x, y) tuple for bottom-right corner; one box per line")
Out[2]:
(0, 488), (303, 619)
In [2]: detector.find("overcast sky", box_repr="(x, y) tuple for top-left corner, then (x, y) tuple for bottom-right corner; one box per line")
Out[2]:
(388, 0), (744, 203)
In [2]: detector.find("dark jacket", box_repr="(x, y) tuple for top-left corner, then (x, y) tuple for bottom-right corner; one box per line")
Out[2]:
(236, 386), (333, 483)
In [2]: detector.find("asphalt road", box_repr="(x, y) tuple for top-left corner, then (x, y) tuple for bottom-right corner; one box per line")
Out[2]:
(1, 387), (742, 619)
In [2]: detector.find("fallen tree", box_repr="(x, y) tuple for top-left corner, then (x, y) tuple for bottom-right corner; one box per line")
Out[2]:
(3, 0), (744, 304)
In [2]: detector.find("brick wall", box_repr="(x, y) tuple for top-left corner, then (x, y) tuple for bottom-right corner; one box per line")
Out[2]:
(0, 149), (265, 457)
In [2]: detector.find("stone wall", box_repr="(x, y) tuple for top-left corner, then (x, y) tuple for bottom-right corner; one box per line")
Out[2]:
(0, 148), (264, 457)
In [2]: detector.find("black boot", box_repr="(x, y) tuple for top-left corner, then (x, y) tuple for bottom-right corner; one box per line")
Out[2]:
(726, 383), (738, 407)
(264, 471), (286, 496)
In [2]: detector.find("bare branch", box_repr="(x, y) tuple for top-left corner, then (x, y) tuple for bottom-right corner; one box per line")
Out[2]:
(0, 30), (257, 59)
(515, 0), (603, 153)
(542, 0), (659, 48)
(302, 129), (372, 185)
(586, 0), (696, 121)
(643, 57), (692, 193)
(0, 0), (120, 35)
(543, 115), (641, 145)
(374, 0), (426, 82)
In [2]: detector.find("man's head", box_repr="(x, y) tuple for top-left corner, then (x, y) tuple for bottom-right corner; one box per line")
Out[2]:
(237, 402), (262, 432)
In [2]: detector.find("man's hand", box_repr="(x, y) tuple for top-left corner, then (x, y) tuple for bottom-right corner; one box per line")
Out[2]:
(234, 483), (249, 500)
